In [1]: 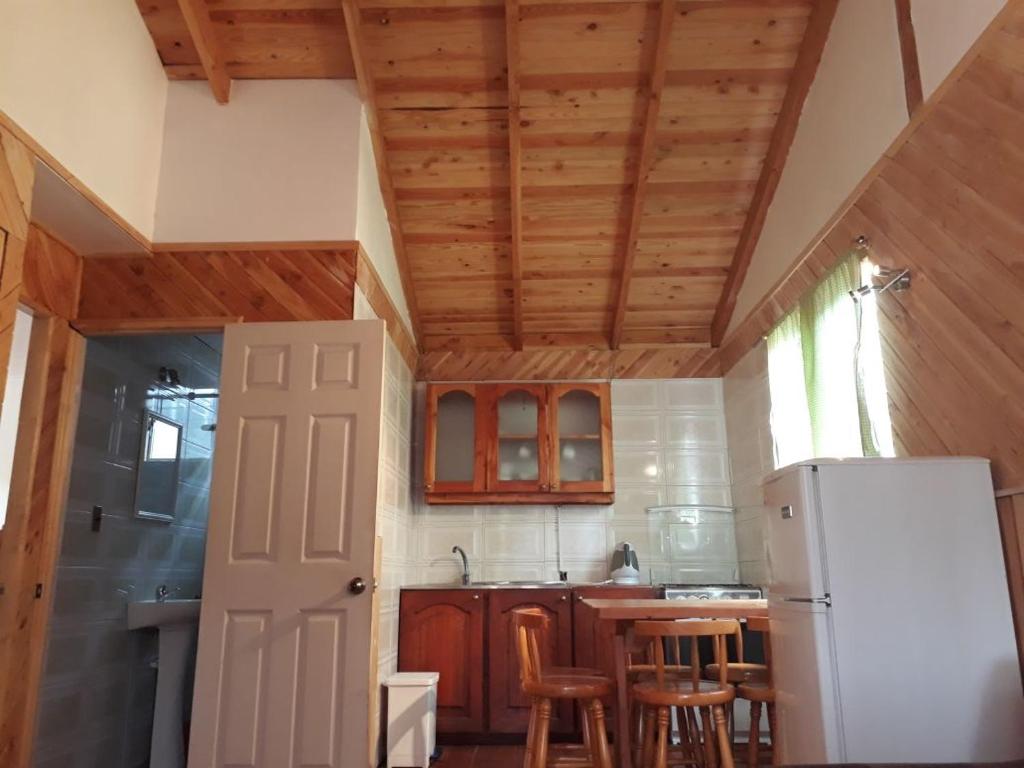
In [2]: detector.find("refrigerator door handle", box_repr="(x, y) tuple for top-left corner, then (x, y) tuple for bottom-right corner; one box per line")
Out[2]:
(782, 595), (832, 607)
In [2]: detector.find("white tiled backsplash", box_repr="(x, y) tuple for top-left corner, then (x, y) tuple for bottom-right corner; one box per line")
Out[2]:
(723, 343), (774, 586)
(406, 379), (740, 587)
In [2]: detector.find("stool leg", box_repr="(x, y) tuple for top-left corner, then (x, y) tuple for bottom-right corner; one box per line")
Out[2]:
(713, 706), (734, 768)
(523, 697), (538, 768)
(589, 699), (613, 768)
(701, 707), (717, 768)
(655, 707), (670, 768)
(688, 708), (705, 767)
(748, 701), (761, 768)
(581, 699), (592, 752)
(641, 706), (656, 768)
(535, 698), (552, 768)
(766, 704), (777, 767)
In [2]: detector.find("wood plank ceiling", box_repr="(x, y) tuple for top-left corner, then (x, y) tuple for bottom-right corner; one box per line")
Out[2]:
(136, 0), (832, 354)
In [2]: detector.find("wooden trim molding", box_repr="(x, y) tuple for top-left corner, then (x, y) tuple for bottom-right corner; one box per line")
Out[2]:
(609, 0), (676, 350)
(150, 240), (361, 253)
(997, 491), (1024, 687)
(176, 0), (232, 103)
(71, 316), (243, 336)
(895, 0), (924, 118)
(0, 317), (85, 768)
(710, 0), (839, 346)
(355, 244), (418, 373)
(342, 0), (423, 346)
(505, 0), (525, 350)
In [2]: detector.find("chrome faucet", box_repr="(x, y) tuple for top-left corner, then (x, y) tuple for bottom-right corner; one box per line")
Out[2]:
(452, 545), (470, 586)
(155, 584), (169, 602)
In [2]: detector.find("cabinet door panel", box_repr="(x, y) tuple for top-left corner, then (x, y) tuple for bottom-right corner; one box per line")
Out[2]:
(424, 385), (487, 494)
(398, 590), (486, 733)
(550, 383), (613, 493)
(487, 384), (549, 493)
(488, 589), (573, 733)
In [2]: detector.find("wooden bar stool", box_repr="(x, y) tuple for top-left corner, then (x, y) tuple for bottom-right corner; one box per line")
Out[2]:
(631, 619), (739, 768)
(735, 617), (775, 768)
(513, 609), (615, 768)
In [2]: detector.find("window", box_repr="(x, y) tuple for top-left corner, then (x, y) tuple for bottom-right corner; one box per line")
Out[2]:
(767, 252), (894, 468)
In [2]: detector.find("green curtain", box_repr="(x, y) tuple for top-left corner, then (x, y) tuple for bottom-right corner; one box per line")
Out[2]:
(767, 251), (890, 465)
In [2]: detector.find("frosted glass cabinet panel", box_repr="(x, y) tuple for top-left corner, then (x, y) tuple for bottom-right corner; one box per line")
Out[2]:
(425, 385), (485, 493)
(491, 384), (547, 491)
(551, 384), (612, 492)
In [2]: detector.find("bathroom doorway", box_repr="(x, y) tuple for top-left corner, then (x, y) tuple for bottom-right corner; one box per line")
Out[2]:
(32, 332), (221, 768)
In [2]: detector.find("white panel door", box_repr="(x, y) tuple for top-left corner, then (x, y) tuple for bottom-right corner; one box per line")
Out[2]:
(189, 320), (385, 768)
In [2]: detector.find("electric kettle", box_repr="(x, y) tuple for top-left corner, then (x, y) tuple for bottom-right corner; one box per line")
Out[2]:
(610, 541), (640, 584)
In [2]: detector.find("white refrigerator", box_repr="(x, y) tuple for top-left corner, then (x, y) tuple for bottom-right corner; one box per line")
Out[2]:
(764, 457), (1024, 764)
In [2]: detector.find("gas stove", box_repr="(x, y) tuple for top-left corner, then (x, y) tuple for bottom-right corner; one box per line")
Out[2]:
(662, 584), (763, 600)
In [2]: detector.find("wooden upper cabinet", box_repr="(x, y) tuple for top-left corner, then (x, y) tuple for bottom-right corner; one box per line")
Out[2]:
(425, 382), (613, 504)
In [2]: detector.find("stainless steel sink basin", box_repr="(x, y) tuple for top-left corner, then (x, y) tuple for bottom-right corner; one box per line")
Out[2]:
(472, 580), (566, 587)
(403, 580), (572, 590)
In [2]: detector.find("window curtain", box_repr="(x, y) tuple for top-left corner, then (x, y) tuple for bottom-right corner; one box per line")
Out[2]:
(766, 251), (894, 467)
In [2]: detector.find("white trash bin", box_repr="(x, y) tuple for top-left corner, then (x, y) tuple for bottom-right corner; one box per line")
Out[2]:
(385, 671), (440, 768)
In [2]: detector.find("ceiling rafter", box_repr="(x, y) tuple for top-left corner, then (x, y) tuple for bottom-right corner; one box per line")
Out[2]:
(709, 0), (839, 346)
(609, 0), (677, 350)
(342, 0), (423, 347)
(505, 0), (525, 350)
(175, 0), (232, 104)
(895, 0), (923, 118)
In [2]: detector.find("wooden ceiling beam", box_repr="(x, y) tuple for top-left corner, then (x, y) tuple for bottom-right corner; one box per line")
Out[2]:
(505, 0), (525, 350)
(175, 0), (232, 104)
(342, 0), (423, 347)
(895, 0), (924, 118)
(609, 0), (677, 350)
(709, 0), (838, 346)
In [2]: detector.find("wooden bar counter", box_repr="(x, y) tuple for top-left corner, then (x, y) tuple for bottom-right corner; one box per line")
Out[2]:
(582, 598), (769, 768)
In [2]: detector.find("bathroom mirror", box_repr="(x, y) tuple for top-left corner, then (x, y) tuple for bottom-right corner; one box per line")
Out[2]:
(134, 410), (183, 522)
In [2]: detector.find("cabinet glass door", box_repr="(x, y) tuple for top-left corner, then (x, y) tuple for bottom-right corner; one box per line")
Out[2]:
(490, 384), (548, 491)
(426, 385), (484, 492)
(552, 384), (611, 492)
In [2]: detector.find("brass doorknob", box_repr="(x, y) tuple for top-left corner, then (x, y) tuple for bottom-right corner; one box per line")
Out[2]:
(348, 577), (367, 595)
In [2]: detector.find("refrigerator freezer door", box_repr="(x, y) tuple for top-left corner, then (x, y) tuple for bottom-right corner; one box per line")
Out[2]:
(764, 465), (828, 600)
(769, 599), (843, 764)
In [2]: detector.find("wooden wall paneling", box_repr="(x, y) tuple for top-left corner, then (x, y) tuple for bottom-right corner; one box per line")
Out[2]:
(709, 0), (838, 345)
(20, 226), (82, 320)
(506, 0), (524, 349)
(0, 317), (85, 768)
(996, 491), (1024, 686)
(76, 247), (358, 324)
(895, 0), (923, 118)
(417, 345), (720, 382)
(342, 0), (424, 345)
(71, 316), (244, 336)
(0, 125), (35, 425)
(609, 0), (675, 350)
(355, 244), (418, 372)
(175, 0), (232, 102)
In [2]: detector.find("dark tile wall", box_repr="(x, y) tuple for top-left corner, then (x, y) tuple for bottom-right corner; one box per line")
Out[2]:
(33, 334), (220, 768)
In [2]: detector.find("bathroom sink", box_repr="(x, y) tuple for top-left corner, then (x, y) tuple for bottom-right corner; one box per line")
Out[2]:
(126, 598), (201, 630)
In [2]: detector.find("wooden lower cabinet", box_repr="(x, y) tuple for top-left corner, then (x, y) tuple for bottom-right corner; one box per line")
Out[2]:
(398, 585), (657, 739)
(397, 590), (486, 733)
(487, 589), (574, 734)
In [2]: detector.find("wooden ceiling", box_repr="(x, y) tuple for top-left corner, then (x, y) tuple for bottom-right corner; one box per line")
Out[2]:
(136, 0), (836, 353)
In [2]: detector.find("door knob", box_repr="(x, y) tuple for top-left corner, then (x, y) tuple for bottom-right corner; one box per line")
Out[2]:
(348, 577), (367, 595)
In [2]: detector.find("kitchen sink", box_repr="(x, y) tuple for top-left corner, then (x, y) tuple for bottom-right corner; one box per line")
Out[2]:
(470, 580), (567, 588)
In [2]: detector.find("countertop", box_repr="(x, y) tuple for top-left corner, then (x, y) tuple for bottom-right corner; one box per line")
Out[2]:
(582, 597), (768, 619)
(401, 581), (655, 591)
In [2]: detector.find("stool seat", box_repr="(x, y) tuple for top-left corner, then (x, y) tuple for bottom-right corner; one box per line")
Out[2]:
(632, 678), (736, 708)
(704, 662), (768, 684)
(737, 681), (774, 703)
(526, 674), (614, 700)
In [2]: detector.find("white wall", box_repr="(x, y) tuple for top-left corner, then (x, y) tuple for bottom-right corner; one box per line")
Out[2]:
(728, 0), (907, 334)
(356, 111), (412, 331)
(912, 0), (1006, 98)
(154, 80), (362, 243)
(0, 0), (168, 238)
